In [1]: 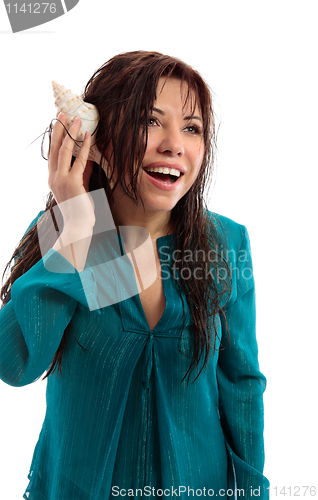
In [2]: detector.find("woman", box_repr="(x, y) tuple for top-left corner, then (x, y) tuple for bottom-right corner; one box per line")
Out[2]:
(0, 51), (269, 498)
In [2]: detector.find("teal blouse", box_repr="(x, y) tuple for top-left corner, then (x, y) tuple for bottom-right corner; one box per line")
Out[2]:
(0, 211), (269, 499)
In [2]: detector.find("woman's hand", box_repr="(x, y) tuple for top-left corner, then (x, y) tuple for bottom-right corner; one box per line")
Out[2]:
(48, 112), (96, 229)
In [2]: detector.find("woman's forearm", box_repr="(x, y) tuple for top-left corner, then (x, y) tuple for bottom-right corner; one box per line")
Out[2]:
(52, 226), (94, 272)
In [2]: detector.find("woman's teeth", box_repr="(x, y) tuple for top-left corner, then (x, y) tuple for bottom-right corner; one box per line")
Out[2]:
(145, 166), (181, 177)
(144, 166), (181, 183)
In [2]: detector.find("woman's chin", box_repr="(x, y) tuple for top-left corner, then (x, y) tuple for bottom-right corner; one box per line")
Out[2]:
(137, 196), (177, 214)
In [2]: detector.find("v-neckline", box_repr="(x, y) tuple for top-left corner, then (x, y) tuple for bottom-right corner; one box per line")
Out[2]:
(136, 244), (166, 332)
(118, 233), (175, 333)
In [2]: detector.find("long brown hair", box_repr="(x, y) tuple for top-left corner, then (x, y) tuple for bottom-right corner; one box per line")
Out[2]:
(1, 51), (231, 383)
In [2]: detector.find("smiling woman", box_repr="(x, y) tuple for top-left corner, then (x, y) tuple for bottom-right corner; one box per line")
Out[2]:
(109, 77), (205, 232)
(0, 51), (269, 498)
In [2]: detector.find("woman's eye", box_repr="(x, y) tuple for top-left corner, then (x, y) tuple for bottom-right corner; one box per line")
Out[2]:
(185, 125), (201, 134)
(148, 117), (158, 126)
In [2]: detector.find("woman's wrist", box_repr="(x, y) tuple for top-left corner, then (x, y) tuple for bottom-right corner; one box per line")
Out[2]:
(59, 225), (94, 244)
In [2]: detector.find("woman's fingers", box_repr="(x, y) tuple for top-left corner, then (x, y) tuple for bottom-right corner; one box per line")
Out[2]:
(71, 131), (92, 177)
(56, 117), (83, 174)
(48, 112), (66, 171)
(48, 114), (94, 207)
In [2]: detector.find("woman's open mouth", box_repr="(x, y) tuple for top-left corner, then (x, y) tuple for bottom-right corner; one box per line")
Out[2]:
(143, 164), (184, 190)
(145, 171), (178, 183)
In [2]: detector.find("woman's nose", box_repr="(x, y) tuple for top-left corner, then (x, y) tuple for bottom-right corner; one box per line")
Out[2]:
(157, 128), (185, 156)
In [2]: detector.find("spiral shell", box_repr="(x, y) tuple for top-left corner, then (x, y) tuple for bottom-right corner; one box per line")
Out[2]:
(52, 80), (102, 165)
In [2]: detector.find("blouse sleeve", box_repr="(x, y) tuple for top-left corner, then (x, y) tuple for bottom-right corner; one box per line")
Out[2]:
(216, 224), (270, 498)
(0, 212), (93, 388)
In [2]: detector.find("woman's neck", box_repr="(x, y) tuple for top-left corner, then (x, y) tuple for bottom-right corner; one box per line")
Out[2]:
(109, 193), (174, 244)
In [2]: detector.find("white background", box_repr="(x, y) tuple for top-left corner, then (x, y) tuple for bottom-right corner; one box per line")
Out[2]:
(0, 1), (317, 498)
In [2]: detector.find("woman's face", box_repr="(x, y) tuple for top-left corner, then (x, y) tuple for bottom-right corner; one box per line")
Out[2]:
(110, 77), (205, 217)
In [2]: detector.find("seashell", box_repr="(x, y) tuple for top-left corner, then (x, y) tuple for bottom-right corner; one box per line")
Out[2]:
(52, 81), (103, 164)
(52, 81), (114, 188)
